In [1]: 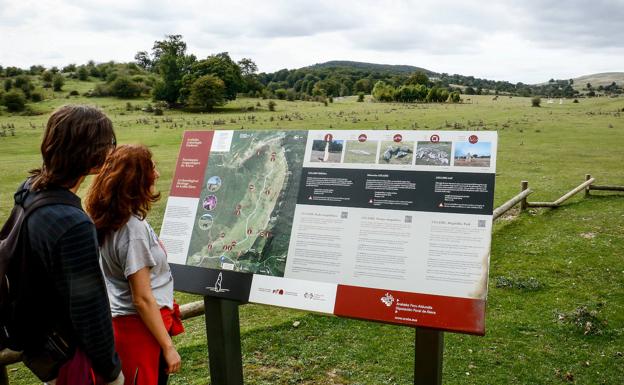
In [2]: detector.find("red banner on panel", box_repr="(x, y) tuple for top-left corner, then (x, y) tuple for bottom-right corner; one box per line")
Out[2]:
(169, 131), (214, 198)
(334, 285), (486, 335)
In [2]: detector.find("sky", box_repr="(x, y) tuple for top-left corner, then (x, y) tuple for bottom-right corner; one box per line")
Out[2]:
(1, 0), (623, 84)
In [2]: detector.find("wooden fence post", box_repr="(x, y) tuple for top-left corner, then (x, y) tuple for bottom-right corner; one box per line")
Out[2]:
(585, 174), (592, 197)
(414, 328), (444, 385)
(520, 181), (529, 211)
(0, 366), (8, 385)
(204, 296), (244, 385)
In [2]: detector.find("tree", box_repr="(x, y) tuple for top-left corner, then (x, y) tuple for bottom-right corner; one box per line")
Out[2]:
(150, 35), (196, 104)
(14, 75), (34, 98)
(188, 74), (225, 110)
(134, 51), (152, 71)
(238, 58), (257, 77)
(2, 90), (27, 112)
(406, 71), (429, 86)
(77, 66), (89, 81)
(5, 67), (23, 77)
(29, 65), (45, 75)
(531, 97), (541, 107)
(198, 53), (243, 100)
(238, 58), (262, 94)
(62, 64), (77, 73)
(41, 70), (54, 86)
(354, 78), (372, 93)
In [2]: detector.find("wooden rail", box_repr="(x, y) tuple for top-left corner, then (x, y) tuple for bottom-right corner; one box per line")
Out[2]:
(492, 188), (533, 220)
(527, 178), (595, 208)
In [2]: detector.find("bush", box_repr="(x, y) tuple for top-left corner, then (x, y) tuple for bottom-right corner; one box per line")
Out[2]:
(274, 88), (287, 100)
(69, 90), (79, 96)
(52, 75), (64, 92)
(448, 91), (461, 103)
(267, 100), (276, 111)
(357, 92), (365, 102)
(30, 91), (44, 102)
(2, 90), (27, 112)
(77, 66), (89, 81)
(153, 107), (164, 116)
(531, 97), (541, 107)
(40, 71), (54, 84)
(90, 83), (110, 97)
(110, 76), (142, 98)
(573, 99), (579, 103)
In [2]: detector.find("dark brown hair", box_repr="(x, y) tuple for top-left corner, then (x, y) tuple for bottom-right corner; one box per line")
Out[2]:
(30, 105), (116, 191)
(86, 144), (160, 243)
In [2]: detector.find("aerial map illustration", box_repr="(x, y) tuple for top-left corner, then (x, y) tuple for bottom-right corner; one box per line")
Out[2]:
(186, 130), (308, 277)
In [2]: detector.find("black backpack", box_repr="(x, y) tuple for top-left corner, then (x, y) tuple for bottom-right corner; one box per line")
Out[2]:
(0, 181), (82, 351)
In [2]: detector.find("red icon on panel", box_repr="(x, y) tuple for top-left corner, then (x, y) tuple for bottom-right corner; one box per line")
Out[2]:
(393, 134), (402, 142)
(430, 134), (440, 143)
(358, 134), (367, 142)
(469, 135), (478, 144)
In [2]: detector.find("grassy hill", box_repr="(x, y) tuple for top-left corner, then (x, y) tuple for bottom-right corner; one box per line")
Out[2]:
(571, 72), (624, 90)
(1, 89), (623, 384)
(306, 60), (434, 75)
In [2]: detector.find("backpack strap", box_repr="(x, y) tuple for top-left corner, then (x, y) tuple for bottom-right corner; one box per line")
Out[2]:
(23, 190), (83, 218)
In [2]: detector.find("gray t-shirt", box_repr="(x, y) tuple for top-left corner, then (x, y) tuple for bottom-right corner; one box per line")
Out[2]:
(99, 216), (174, 317)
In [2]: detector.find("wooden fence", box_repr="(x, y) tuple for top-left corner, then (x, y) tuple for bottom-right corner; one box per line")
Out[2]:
(0, 175), (622, 384)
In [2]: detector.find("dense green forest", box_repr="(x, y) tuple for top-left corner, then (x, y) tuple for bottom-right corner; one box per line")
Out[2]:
(1, 35), (622, 113)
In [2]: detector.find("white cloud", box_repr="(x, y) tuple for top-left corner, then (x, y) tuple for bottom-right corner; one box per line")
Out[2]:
(0, 0), (622, 83)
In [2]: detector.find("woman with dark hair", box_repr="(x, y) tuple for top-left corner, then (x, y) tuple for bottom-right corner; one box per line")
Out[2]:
(86, 144), (182, 385)
(15, 105), (124, 384)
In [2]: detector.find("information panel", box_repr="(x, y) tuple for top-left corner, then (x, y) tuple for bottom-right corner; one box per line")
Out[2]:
(161, 130), (497, 334)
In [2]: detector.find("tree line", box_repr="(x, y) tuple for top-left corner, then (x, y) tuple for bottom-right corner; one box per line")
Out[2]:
(1, 35), (622, 112)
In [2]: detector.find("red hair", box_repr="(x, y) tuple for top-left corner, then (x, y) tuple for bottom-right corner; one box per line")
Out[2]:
(86, 144), (160, 243)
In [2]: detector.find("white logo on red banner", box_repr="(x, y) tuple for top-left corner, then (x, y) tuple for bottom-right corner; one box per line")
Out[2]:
(381, 293), (395, 307)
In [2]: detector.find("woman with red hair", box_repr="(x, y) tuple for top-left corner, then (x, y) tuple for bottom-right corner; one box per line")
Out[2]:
(86, 144), (182, 385)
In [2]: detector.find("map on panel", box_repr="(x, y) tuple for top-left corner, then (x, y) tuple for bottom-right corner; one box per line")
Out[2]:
(185, 130), (307, 276)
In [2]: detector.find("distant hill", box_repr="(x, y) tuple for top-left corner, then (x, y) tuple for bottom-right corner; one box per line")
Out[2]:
(305, 61), (435, 75)
(261, 60), (622, 98)
(570, 72), (624, 90)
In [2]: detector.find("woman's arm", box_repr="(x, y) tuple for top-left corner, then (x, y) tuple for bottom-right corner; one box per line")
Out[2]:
(128, 267), (181, 374)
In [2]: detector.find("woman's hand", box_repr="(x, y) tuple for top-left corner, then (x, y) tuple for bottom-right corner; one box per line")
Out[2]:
(163, 345), (181, 374)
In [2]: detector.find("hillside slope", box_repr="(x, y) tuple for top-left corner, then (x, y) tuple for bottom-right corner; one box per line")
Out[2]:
(571, 72), (624, 90)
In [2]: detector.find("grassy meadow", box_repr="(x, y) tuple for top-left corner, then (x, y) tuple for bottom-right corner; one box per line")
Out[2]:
(0, 84), (623, 384)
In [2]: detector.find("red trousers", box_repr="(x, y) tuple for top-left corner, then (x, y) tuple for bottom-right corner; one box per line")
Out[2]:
(112, 307), (182, 385)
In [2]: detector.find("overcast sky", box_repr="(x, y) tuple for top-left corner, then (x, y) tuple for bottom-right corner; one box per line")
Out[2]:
(1, 0), (623, 84)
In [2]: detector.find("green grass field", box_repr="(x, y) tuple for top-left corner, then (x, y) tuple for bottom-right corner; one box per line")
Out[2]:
(1, 89), (623, 384)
